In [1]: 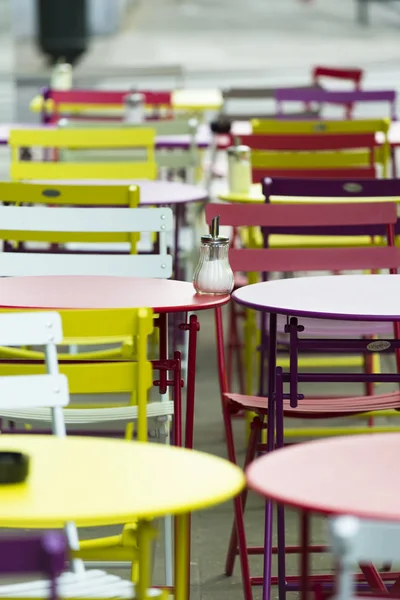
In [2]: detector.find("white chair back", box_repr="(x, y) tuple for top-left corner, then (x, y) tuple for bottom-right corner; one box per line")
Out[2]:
(330, 515), (400, 600)
(0, 311), (68, 437)
(0, 205), (173, 278)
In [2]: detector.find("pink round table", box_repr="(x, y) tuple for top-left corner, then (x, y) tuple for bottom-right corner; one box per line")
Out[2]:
(0, 275), (230, 449)
(247, 433), (400, 600)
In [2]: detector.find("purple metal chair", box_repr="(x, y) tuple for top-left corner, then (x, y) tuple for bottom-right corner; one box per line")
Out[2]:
(274, 88), (397, 121)
(0, 533), (66, 600)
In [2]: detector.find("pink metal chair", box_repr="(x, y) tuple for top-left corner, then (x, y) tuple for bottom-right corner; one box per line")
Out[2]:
(227, 177), (400, 394)
(0, 533), (66, 600)
(41, 88), (173, 124)
(206, 200), (400, 600)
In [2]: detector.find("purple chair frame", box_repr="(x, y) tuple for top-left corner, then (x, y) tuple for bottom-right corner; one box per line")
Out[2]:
(207, 200), (400, 600)
(0, 533), (66, 600)
(274, 88), (398, 121)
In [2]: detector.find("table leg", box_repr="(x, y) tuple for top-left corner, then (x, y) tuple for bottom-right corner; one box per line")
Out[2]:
(262, 312), (277, 600)
(182, 314), (200, 449)
(300, 511), (310, 600)
(175, 513), (190, 600)
(138, 519), (156, 600)
(156, 313), (174, 587)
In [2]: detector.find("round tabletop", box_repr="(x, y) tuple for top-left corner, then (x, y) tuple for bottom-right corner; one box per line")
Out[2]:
(25, 179), (207, 206)
(0, 435), (244, 528)
(233, 274), (400, 321)
(0, 276), (230, 312)
(247, 433), (400, 521)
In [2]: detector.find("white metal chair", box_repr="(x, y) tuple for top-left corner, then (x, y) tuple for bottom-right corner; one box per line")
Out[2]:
(329, 515), (400, 600)
(0, 310), (156, 598)
(0, 204), (176, 586)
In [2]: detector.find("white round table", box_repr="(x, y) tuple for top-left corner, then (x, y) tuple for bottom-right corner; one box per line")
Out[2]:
(233, 273), (400, 321)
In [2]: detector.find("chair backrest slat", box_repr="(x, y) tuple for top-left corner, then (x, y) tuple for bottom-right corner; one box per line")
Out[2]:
(207, 201), (396, 228)
(262, 176), (400, 200)
(0, 181), (140, 207)
(0, 253), (172, 277)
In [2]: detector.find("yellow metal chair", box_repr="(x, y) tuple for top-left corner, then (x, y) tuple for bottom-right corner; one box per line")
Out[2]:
(0, 306), (176, 586)
(9, 127), (157, 181)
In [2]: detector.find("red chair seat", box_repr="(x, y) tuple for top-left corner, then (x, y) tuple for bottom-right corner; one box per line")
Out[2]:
(225, 391), (400, 419)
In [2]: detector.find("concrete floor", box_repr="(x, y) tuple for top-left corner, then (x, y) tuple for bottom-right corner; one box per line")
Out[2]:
(1, 0), (400, 597)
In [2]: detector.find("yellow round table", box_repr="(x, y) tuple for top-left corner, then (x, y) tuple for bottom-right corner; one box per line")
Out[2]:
(0, 435), (244, 600)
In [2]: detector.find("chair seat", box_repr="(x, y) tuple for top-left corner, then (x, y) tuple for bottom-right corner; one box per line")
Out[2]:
(0, 401), (174, 424)
(0, 569), (161, 598)
(225, 391), (400, 418)
(276, 314), (393, 337)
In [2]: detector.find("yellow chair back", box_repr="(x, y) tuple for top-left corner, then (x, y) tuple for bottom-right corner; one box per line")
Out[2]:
(9, 128), (157, 181)
(251, 118), (391, 178)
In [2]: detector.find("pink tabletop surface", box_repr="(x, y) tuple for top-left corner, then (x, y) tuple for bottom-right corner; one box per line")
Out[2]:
(233, 274), (400, 321)
(247, 433), (400, 521)
(0, 276), (229, 312)
(25, 179), (207, 206)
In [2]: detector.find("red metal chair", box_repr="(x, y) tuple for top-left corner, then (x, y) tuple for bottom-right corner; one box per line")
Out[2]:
(311, 66), (364, 118)
(206, 200), (400, 600)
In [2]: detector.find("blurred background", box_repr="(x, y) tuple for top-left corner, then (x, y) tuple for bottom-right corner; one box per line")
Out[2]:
(3, 0), (400, 123)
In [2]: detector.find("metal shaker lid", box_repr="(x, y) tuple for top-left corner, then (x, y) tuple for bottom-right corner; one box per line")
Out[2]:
(201, 234), (229, 245)
(124, 92), (145, 106)
(227, 145), (251, 159)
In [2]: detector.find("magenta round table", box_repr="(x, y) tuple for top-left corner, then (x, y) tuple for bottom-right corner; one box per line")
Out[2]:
(0, 275), (230, 449)
(247, 433), (400, 600)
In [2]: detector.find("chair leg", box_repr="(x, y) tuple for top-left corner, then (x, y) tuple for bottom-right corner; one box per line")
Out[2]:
(275, 367), (287, 600)
(362, 337), (375, 427)
(225, 412), (261, 576)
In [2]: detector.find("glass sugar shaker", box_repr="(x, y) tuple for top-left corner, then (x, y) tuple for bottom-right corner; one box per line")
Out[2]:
(193, 216), (234, 295)
(124, 92), (145, 123)
(227, 137), (252, 194)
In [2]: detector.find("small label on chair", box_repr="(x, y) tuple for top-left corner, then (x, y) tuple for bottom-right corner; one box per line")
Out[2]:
(366, 340), (391, 352)
(312, 123), (327, 132)
(42, 189), (61, 198)
(343, 182), (363, 193)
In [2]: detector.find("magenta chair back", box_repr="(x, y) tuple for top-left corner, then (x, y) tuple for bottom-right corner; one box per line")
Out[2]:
(0, 533), (66, 600)
(206, 201), (399, 274)
(275, 88), (397, 120)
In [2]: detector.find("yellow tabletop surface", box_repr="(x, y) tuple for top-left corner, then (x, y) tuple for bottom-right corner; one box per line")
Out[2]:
(0, 436), (244, 529)
(219, 183), (400, 205)
(30, 89), (223, 114)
